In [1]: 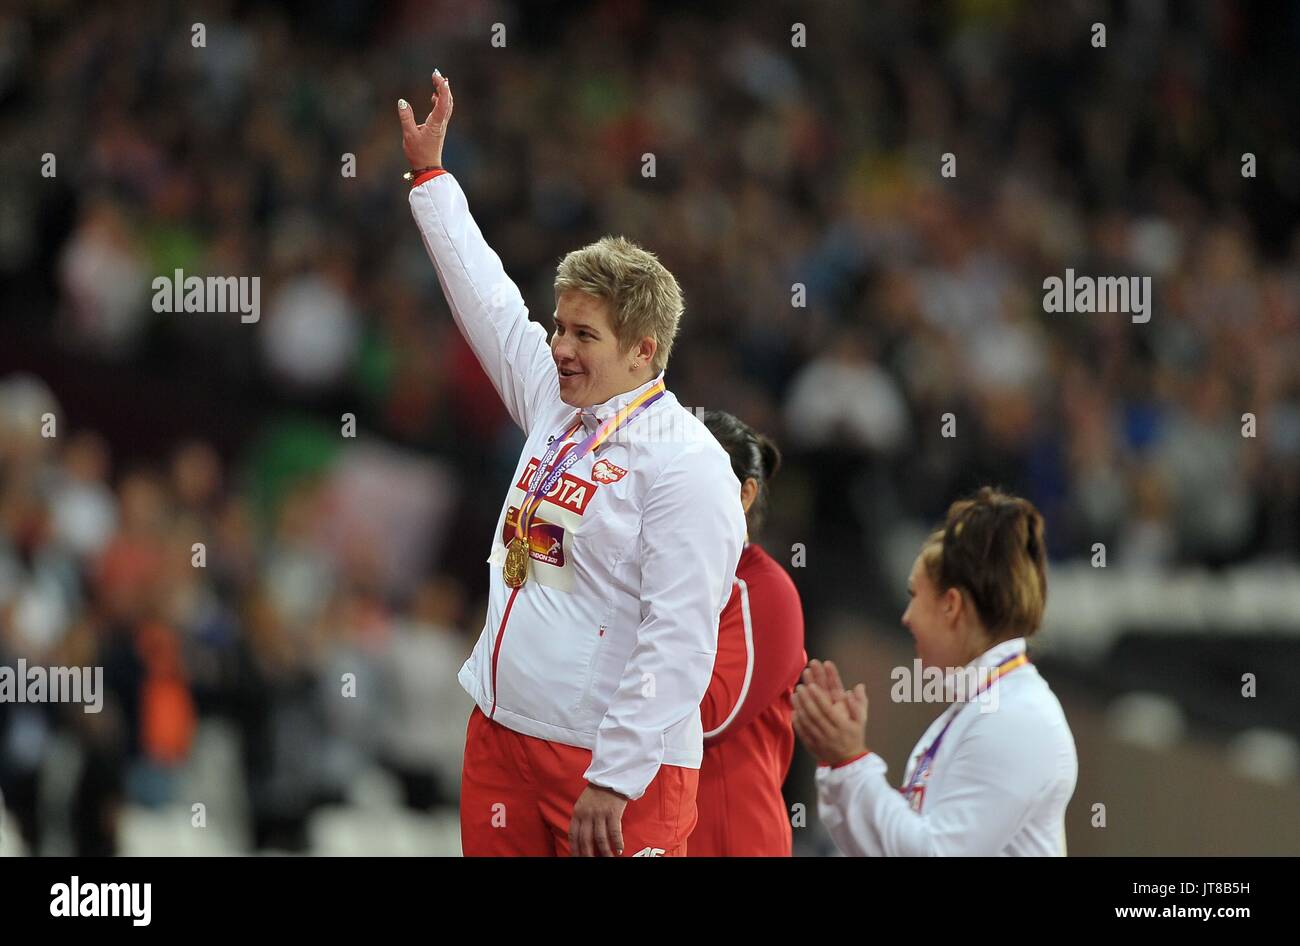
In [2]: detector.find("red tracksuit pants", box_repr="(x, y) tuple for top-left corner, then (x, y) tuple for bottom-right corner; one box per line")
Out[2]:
(460, 706), (699, 856)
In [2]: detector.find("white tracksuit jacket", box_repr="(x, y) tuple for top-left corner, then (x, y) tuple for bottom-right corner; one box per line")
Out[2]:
(815, 637), (1078, 855)
(409, 172), (746, 800)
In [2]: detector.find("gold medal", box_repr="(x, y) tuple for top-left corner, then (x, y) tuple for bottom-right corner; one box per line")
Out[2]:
(503, 536), (529, 588)
(501, 382), (665, 593)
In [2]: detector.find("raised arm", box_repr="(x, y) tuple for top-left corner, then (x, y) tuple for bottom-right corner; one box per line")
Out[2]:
(399, 73), (558, 434)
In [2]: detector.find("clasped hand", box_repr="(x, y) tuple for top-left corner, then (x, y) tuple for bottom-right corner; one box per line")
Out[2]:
(792, 658), (869, 766)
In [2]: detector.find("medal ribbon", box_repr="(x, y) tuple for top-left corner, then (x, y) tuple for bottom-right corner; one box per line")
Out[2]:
(902, 652), (1029, 796)
(514, 379), (666, 544)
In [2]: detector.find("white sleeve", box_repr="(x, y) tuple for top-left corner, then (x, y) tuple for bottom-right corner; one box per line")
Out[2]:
(815, 708), (1058, 856)
(408, 173), (558, 435)
(583, 443), (746, 800)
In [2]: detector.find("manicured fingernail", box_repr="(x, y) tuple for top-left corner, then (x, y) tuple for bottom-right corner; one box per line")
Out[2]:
(398, 98), (409, 109)
(434, 68), (442, 77)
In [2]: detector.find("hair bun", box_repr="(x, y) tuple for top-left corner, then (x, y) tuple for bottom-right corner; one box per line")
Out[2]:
(756, 434), (782, 481)
(936, 487), (1048, 639)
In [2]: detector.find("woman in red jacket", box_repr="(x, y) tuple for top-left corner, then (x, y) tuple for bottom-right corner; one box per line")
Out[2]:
(690, 411), (807, 856)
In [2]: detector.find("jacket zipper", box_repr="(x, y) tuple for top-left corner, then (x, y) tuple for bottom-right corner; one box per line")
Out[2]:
(489, 584), (523, 720)
(489, 433), (576, 719)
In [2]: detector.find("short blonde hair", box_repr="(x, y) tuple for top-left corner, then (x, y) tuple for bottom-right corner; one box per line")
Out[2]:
(554, 236), (683, 373)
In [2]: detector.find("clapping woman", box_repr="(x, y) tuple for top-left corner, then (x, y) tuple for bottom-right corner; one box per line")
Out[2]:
(793, 488), (1078, 856)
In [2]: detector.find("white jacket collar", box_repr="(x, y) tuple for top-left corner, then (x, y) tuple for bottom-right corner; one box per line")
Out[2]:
(938, 637), (1028, 705)
(967, 636), (1028, 671)
(577, 372), (666, 432)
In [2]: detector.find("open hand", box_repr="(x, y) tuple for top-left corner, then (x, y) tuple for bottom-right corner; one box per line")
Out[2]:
(802, 658), (848, 703)
(792, 676), (869, 766)
(569, 783), (629, 856)
(397, 71), (454, 169)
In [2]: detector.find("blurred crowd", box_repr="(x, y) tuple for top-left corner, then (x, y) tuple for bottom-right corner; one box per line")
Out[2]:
(2, 0), (1299, 852)
(0, 376), (472, 853)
